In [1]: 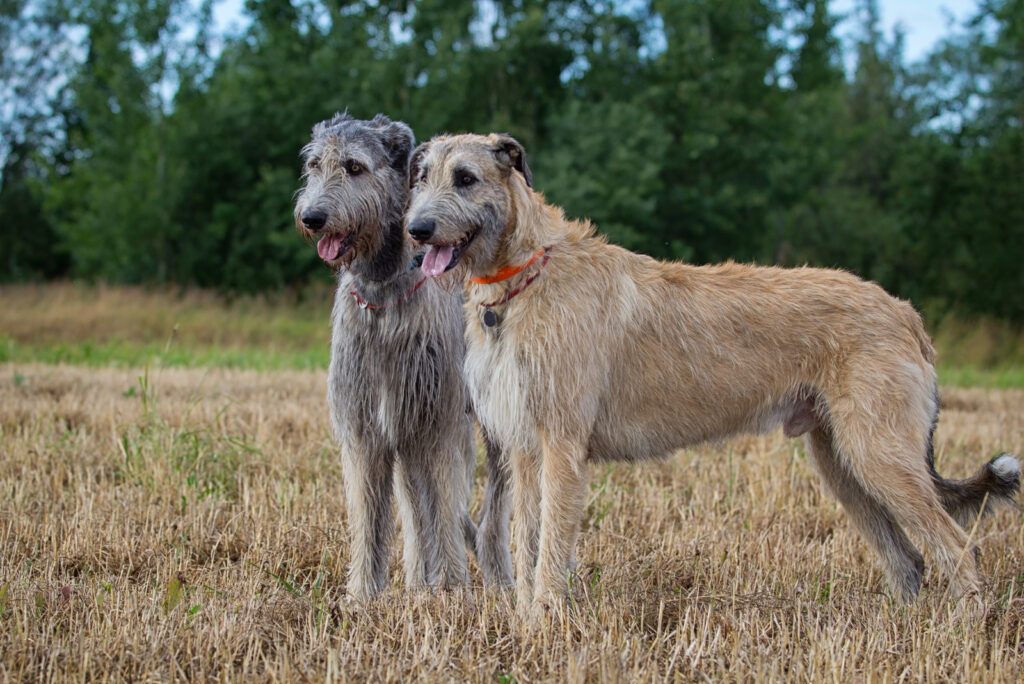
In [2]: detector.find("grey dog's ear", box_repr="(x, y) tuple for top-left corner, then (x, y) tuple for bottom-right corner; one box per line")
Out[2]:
(370, 114), (415, 173)
(408, 141), (430, 189)
(491, 134), (532, 188)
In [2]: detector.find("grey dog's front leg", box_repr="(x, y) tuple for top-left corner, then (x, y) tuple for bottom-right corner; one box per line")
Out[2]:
(393, 457), (433, 589)
(342, 446), (395, 601)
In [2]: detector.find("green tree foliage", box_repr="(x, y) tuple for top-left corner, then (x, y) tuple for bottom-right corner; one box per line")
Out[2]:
(43, 0), (188, 282)
(892, 0), (1024, 317)
(644, 0), (786, 262)
(1, 0), (1021, 320)
(0, 0), (75, 279)
(777, 0), (910, 289)
(0, 139), (68, 278)
(768, 0), (846, 265)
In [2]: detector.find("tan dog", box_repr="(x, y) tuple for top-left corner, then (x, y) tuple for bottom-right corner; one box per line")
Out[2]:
(405, 132), (1020, 617)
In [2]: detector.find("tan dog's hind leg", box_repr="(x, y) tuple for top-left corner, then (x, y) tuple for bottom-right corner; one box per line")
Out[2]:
(805, 426), (925, 599)
(830, 395), (983, 600)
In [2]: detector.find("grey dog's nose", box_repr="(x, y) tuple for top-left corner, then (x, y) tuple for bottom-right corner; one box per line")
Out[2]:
(301, 210), (327, 231)
(408, 218), (436, 243)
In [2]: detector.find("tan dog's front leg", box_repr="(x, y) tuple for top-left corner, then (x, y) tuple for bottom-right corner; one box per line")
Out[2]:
(511, 448), (541, 613)
(532, 436), (588, 617)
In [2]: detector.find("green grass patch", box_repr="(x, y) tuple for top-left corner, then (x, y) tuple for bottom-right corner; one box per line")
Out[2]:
(936, 364), (1024, 389)
(4, 335), (1023, 387)
(0, 336), (329, 371)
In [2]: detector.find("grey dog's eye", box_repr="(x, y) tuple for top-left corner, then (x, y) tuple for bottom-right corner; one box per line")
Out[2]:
(347, 160), (363, 175)
(459, 174), (476, 187)
(307, 158), (319, 170)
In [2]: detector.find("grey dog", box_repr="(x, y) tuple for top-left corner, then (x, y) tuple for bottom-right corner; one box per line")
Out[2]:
(294, 113), (513, 599)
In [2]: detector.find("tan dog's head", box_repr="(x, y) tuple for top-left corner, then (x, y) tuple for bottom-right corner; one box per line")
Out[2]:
(405, 133), (532, 279)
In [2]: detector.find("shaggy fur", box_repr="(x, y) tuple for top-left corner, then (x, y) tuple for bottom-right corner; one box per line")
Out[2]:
(294, 115), (512, 600)
(405, 132), (1021, 616)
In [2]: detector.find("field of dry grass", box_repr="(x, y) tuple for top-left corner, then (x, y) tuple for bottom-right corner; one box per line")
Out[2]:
(0, 283), (332, 349)
(2, 361), (1023, 681)
(0, 283), (333, 369)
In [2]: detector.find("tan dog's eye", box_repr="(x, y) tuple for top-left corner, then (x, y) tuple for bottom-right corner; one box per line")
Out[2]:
(347, 161), (363, 175)
(459, 174), (476, 187)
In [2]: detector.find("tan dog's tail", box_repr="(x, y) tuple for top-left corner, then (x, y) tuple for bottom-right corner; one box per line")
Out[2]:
(933, 454), (1021, 528)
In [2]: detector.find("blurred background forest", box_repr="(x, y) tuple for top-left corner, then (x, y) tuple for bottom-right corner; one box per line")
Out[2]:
(2, 0), (1022, 320)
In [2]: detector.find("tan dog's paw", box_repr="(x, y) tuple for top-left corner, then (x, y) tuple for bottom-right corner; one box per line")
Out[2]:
(514, 597), (553, 628)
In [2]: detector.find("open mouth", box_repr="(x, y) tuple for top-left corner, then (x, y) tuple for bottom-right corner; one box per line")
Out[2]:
(316, 232), (355, 264)
(420, 228), (479, 278)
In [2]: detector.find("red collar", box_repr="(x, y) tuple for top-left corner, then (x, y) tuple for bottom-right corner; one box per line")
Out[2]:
(477, 247), (552, 309)
(350, 276), (428, 311)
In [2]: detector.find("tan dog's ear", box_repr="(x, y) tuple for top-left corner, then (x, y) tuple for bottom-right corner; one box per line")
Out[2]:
(491, 134), (532, 188)
(409, 141), (430, 189)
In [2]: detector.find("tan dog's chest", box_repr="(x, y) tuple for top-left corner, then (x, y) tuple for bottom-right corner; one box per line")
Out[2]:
(464, 325), (542, 455)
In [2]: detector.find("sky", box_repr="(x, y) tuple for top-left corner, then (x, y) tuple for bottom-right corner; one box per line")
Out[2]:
(833, 0), (978, 61)
(212, 0), (982, 64)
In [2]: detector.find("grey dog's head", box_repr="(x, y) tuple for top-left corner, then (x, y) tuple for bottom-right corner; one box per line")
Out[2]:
(294, 113), (414, 270)
(404, 133), (532, 280)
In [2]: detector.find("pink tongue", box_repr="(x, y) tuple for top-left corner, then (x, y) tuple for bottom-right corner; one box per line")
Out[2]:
(317, 234), (342, 261)
(421, 246), (455, 278)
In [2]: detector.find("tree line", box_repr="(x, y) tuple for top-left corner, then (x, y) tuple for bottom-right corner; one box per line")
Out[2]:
(1, 0), (1022, 320)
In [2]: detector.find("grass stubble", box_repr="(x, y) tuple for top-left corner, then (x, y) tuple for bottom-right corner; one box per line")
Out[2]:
(1, 283), (1023, 681)
(1, 363), (1022, 682)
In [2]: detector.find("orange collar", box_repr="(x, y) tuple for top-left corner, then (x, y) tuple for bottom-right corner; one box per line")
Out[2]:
(471, 248), (547, 284)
